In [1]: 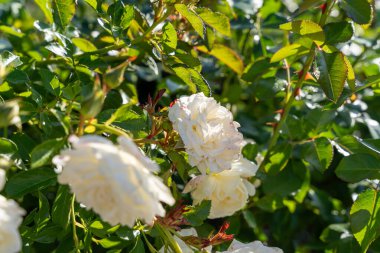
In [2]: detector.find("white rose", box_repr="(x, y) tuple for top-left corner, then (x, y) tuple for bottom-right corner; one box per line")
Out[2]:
(159, 228), (212, 253)
(217, 240), (283, 253)
(53, 135), (175, 227)
(168, 93), (244, 174)
(184, 158), (257, 219)
(0, 169), (5, 191)
(0, 195), (25, 253)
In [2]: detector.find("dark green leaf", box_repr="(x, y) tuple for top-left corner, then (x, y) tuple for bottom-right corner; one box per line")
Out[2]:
(30, 138), (65, 169)
(335, 154), (380, 183)
(52, 185), (73, 229)
(264, 142), (292, 175)
(167, 151), (190, 182)
(5, 168), (57, 198)
(303, 137), (334, 172)
(35, 191), (51, 231)
(316, 51), (348, 102)
(342, 0), (373, 25)
(324, 21), (354, 44)
(183, 200), (211, 226)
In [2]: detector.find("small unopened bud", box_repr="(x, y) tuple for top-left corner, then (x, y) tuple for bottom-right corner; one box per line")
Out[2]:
(0, 99), (21, 127)
(80, 86), (105, 119)
(103, 61), (128, 89)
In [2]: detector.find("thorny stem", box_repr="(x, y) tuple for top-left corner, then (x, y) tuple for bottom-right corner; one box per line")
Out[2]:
(258, 0), (336, 171)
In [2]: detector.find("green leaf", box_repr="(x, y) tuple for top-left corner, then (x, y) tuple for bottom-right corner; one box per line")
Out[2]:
(344, 55), (356, 91)
(34, 0), (53, 23)
(324, 21), (354, 45)
(167, 151), (190, 183)
(350, 189), (380, 252)
(263, 163), (304, 197)
(31, 138), (65, 169)
(335, 136), (380, 157)
(342, 0), (373, 25)
(183, 200), (211, 226)
(52, 185), (73, 229)
(171, 65), (211, 96)
(270, 43), (309, 63)
(0, 25), (24, 38)
(162, 22), (178, 53)
(130, 235), (145, 253)
(256, 195), (284, 212)
(72, 38), (97, 52)
(120, 5), (134, 30)
(196, 7), (231, 37)
(52, 0), (76, 30)
(0, 137), (18, 155)
(175, 4), (205, 39)
(6, 69), (29, 84)
(204, 26), (215, 51)
(90, 220), (120, 238)
(264, 142), (292, 175)
(241, 58), (276, 82)
(36, 191), (51, 232)
(280, 20), (325, 46)
(316, 51), (348, 102)
(196, 44), (244, 74)
(39, 69), (61, 96)
(303, 137), (334, 172)
(4, 168), (57, 198)
(335, 154), (380, 183)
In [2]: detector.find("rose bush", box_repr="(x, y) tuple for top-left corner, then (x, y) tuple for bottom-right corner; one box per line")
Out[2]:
(0, 0), (380, 252)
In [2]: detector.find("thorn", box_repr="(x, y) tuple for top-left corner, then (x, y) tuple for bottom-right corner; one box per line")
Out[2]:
(294, 87), (301, 97)
(319, 3), (327, 14)
(169, 99), (177, 107)
(266, 122), (278, 128)
(275, 109), (284, 115)
(128, 56), (138, 62)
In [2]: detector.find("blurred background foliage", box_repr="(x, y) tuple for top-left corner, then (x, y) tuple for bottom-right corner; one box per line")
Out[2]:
(1, 0), (380, 252)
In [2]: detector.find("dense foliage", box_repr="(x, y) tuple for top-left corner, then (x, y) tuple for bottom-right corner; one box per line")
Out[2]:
(0, 0), (380, 252)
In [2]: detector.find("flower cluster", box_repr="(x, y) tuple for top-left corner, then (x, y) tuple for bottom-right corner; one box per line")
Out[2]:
(53, 135), (174, 227)
(169, 93), (258, 218)
(168, 92), (244, 174)
(0, 169), (25, 253)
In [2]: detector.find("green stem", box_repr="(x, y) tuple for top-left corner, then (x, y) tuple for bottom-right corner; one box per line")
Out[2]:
(258, 0), (336, 171)
(90, 123), (130, 137)
(71, 195), (80, 253)
(154, 223), (182, 253)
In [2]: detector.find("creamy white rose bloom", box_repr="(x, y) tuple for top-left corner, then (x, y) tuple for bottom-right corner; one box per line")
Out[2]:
(0, 169), (5, 191)
(217, 240), (283, 253)
(53, 135), (175, 227)
(168, 92), (244, 174)
(0, 195), (25, 253)
(184, 157), (257, 218)
(159, 228), (212, 253)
